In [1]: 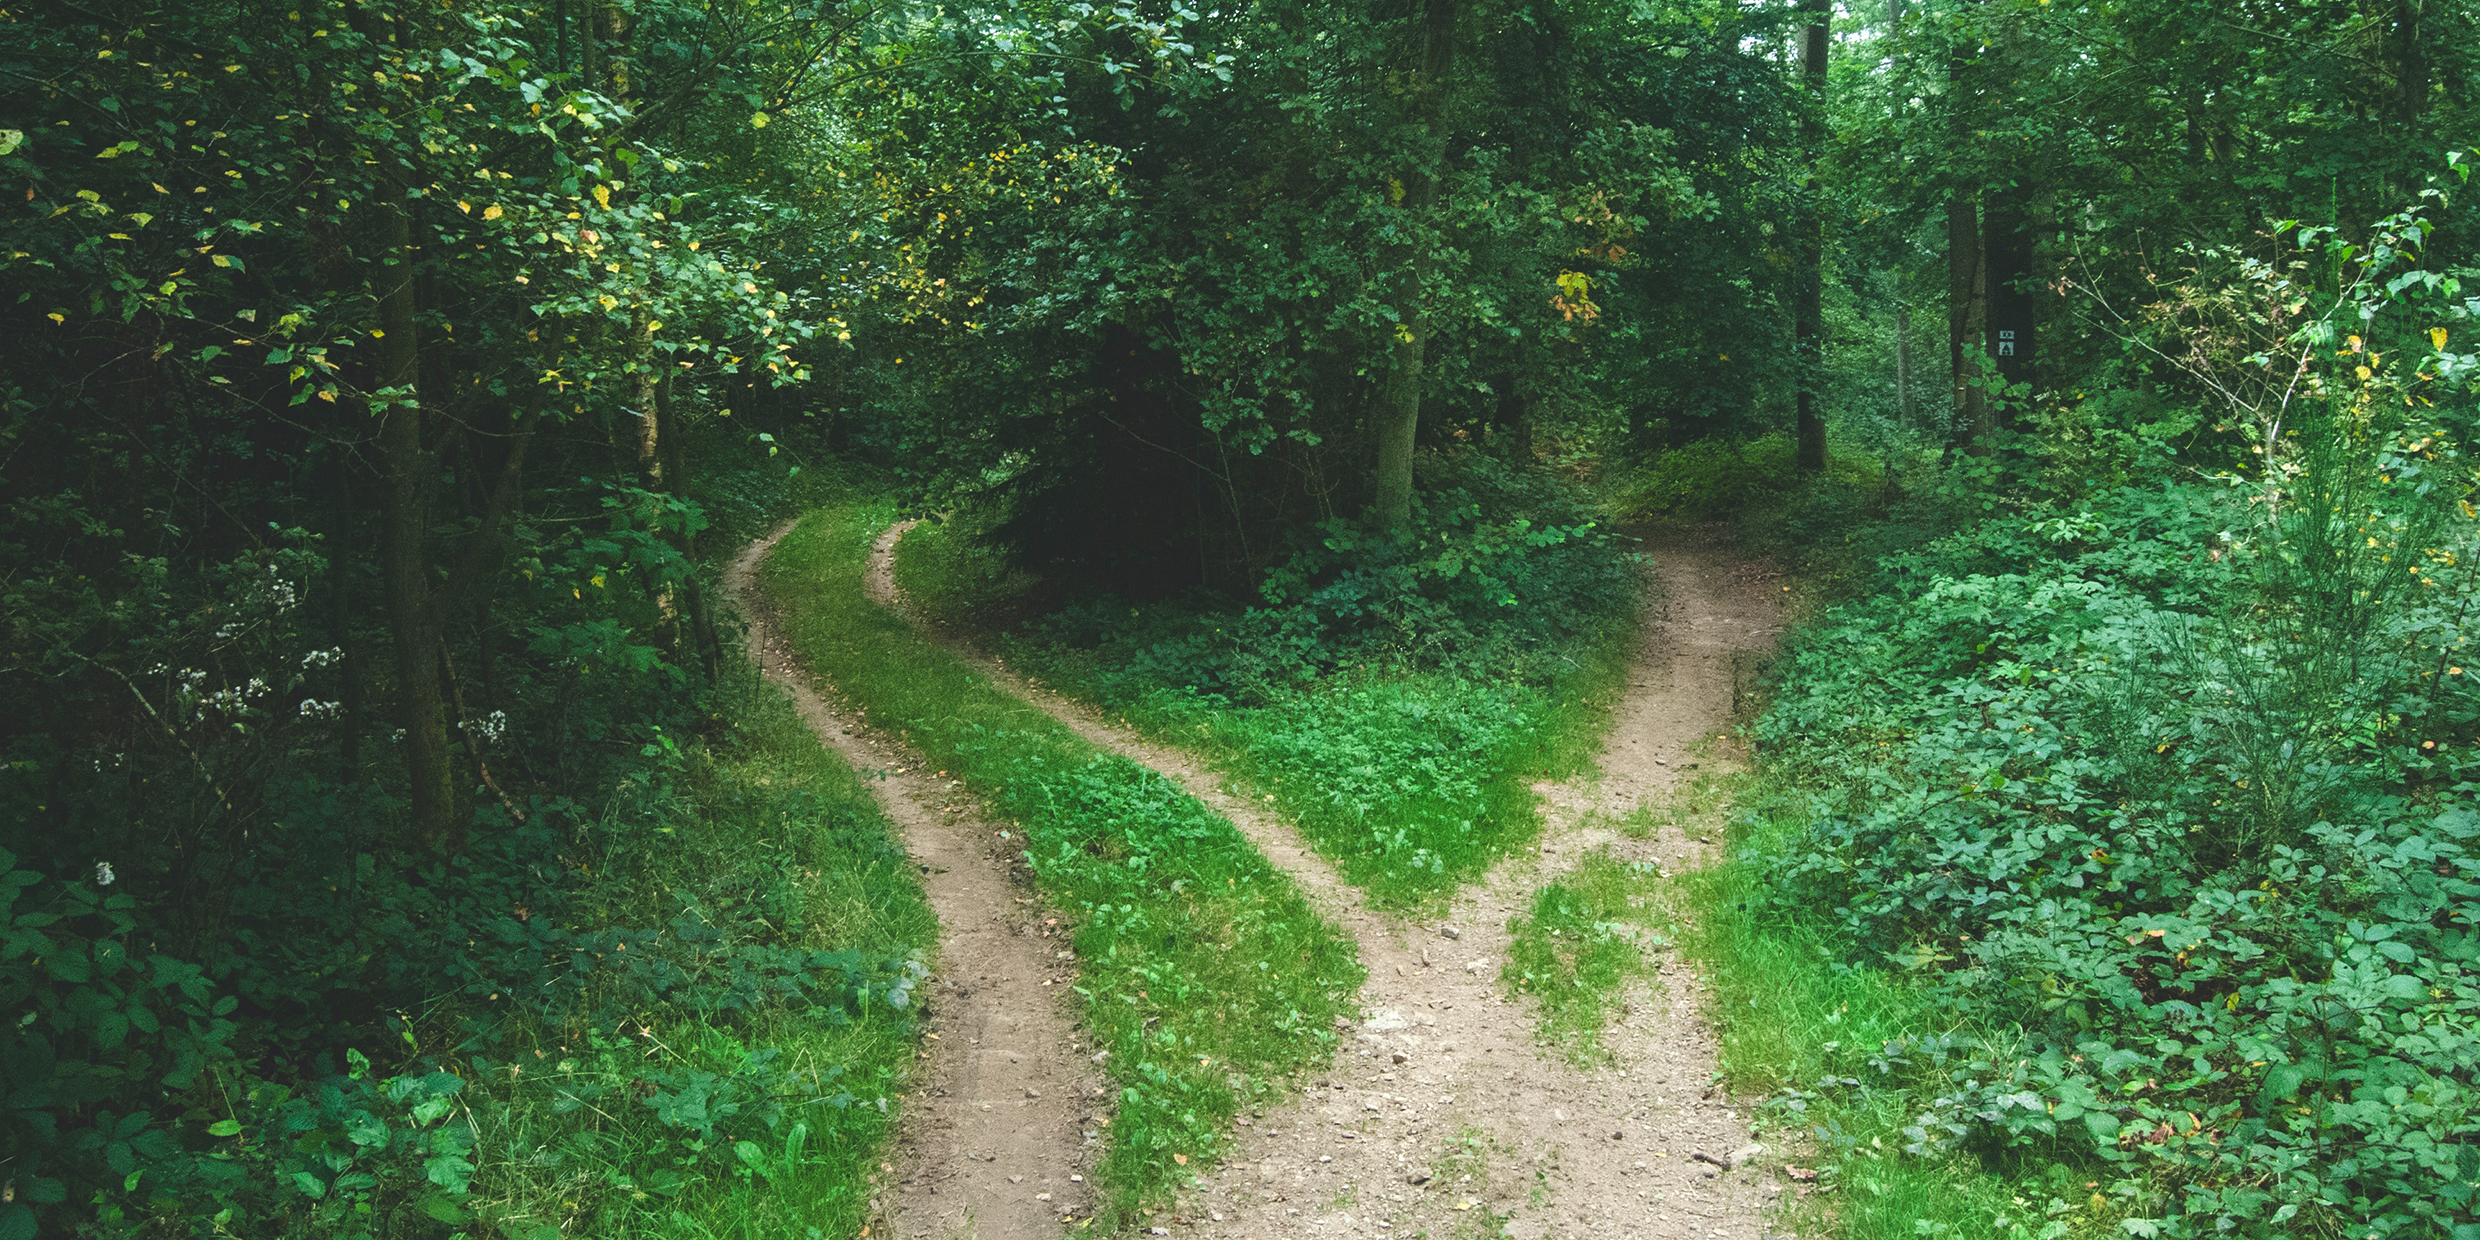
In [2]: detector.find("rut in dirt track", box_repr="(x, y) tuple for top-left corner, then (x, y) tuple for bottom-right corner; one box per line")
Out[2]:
(726, 524), (1096, 1240)
(869, 522), (1791, 1240)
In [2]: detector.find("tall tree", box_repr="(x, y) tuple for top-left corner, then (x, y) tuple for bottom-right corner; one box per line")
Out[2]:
(1793, 0), (1830, 472)
(1371, 0), (1467, 534)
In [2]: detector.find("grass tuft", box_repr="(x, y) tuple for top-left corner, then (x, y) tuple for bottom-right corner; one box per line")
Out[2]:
(1500, 849), (1673, 1062)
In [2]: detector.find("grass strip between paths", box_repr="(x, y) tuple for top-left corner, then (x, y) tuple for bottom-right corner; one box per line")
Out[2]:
(892, 518), (1643, 911)
(761, 503), (1363, 1219)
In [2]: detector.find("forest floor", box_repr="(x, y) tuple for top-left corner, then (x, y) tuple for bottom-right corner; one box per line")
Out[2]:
(734, 519), (1793, 1240)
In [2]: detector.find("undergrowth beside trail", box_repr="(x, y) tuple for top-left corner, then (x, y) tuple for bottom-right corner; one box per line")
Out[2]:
(761, 502), (1362, 1222)
(452, 667), (940, 1240)
(1669, 390), (2480, 1236)
(894, 452), (1641, 909)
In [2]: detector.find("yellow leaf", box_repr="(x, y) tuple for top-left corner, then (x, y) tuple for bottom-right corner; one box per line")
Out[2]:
(592, 184), (610, 209)
(46, 313), (64, 324)
(2356, 365), (2373, 381)
(482, 204), (502, 221)
(590, 574), (606, 589)
(1172, 1154), (1188, 1165)
(598, 295), (618, 312)
(751, 111), (770, 128)
(212, 254), (232, 267)
(316, 389), (336, 402)
(2435, 327), (2451, 351)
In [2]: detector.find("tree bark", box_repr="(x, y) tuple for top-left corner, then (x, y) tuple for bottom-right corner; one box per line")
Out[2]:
(1369, 0), (1461, 535)
(1983, 181), (2035, 407)
(1948, 189), (1989, 449)
(1793, 1), (1829, 473)
(368, 173), (456, 852)
(1894, 302), (1913, 424)
(1946, 20), (1990, 452)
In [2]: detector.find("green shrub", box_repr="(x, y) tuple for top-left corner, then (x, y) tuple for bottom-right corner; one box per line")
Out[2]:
(0, 657), (934, 1240)
(1743, 433), (2480, 1237)
(1614, 433), (1799, 521)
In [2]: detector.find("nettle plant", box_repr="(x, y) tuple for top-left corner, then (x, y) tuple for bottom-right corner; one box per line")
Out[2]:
(1752, 199), (2480, 1237)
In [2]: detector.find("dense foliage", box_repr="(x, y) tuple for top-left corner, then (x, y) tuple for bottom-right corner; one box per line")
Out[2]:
(1744, 215), (2480, 1236)
(7, 0), (2480, 1232)
(0, 0), (929, 1234)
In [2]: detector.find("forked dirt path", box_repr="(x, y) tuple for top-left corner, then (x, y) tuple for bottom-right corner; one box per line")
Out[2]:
(726, 524), (1097, 1240)
(869, 522), (1788, 1240)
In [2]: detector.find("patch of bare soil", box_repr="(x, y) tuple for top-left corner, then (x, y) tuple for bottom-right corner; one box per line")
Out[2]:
(867, 522), (1790, 1239)
(725, 524), (1098, 1240)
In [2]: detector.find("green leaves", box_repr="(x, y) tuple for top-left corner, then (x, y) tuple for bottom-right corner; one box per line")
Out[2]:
(1747, 409), (2480, 1233)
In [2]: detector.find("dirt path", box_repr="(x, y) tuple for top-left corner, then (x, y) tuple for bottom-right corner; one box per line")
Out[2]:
(725, 525), (1098, 1240)
(868, 523), (1788, 1240)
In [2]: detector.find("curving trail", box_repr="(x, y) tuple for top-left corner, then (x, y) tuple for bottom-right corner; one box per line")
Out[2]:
(726, 524), (1097, 1240)
(869, 521), (1789, 1240)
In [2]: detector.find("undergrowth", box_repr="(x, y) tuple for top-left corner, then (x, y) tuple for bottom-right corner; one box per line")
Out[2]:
(1668, 294), (2480, 1237)
(761, 501), (1362, 1222)
(895, 452), (1641, 908)
(6, 651), (938, 1240)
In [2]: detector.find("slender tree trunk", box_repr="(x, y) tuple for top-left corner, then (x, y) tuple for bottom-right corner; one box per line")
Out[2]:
(1895, 302), (1913, 424)
(369, 174), (456, 852)
(1949, 190), (1990, 449)
(2393, 0), (2427, 134)
(1370, 0), (1461, 535)
(1946, 19), (1990, 452)
(655, 374), (723, 679)
(1794, 1), (1829, 473)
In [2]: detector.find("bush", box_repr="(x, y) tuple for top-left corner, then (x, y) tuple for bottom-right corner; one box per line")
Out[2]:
(1744, 432), (2480, 1237)
(1613, 433), (1799, 521)
(0, 656), (933, 1240)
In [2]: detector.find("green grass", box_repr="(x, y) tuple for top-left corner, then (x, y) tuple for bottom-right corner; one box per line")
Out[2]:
(762, 501), (1362, 1222)
(1500, 848), (1673, 1062)
(1669, 773), (2121, 1240)
(463, 658), (937, 1240)
(891, 518), (1643, 911)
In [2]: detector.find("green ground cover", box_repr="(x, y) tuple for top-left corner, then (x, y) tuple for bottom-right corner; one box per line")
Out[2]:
(760, 501), (1362, 1221)
(1671, 414), (2480, 1238)
(1500, 844), (1673, 1062)
(452, 663), (940, 1240)
(893, 454), (1641, 909)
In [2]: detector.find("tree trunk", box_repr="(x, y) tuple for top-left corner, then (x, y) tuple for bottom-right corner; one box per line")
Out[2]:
(1894, 302), (1913, 424)
(1369, 0), (1461, 535)
(656, 374), (723, 679)
(1793, 1), (1829, 473)
(369, 174), (456, 852)
(1984, 182), (2035, 408)
(1948, 188), (1989, 449)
